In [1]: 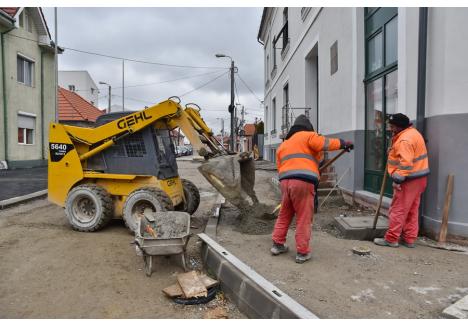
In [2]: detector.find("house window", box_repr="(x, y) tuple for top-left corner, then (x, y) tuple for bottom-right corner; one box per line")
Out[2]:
(330, 41), (338, 75)
(68, 85), (75, 91)
(19, 10), (33, 33)
(271, 38), (277, 74)
(17, 114), (35, 145)
(266, 54), (269, 82)
(271, 98), (276, 134)
(282, 8), (289, 51)
(265, 106), (269, 132)
(364, 7), (398, 196)
(17, 55), (34, 86)
(282, 83), (289, 133)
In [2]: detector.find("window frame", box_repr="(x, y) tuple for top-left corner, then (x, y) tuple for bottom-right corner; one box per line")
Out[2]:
(17, 54), (35, 87)
(17, 113), (36, 145)
(364, 7), (398, 196)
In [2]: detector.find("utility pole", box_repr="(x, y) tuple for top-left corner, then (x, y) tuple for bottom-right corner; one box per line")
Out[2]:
(107, 85), (111, 113)
(122, 59), (125, 111)
(54, 8), (58, 122)
(241, 105), (245, 152)
(229, 60), (235, 152)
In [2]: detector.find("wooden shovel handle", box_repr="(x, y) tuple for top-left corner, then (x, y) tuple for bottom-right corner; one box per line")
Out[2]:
(319, 148), (349, 172)
(372, 162), (389, 229)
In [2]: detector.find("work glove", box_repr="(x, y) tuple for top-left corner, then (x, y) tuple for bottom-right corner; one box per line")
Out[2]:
(344, 141), (354, 151)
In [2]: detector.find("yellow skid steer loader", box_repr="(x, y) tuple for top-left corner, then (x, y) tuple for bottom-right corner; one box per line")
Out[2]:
(48, 98), (257, 232)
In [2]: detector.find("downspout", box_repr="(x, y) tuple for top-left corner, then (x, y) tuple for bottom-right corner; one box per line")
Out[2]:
(1, 27), (15, 163)
(416, 7), (428, 229)
(40, 50), (45, 160)
(416, 8), (428, 136)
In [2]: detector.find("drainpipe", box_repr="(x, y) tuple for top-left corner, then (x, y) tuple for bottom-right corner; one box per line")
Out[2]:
(40, 50), (45, 160)
(1, 27), (15, 163)
(416, 7), (428, 229)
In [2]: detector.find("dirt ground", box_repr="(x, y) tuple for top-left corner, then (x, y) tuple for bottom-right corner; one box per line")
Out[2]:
(0, 159), (244, 318)
(216, 166), (468, 319)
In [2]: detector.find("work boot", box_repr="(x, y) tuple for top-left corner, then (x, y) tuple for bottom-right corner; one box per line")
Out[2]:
(373, 238), (399, 248)
(295, 252), (312, 264)
(400, 240), (416, 248)
(270, 242), (288, 256)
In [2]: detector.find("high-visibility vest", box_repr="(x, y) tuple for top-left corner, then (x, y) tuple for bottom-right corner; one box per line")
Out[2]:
(276, 131), (344, 184)
(387, 126), (429, 183)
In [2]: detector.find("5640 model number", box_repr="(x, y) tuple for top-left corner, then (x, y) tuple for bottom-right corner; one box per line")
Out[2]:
(50, 143), (68, 150)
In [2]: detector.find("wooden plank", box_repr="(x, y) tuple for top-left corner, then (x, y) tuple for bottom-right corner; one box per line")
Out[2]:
(438, 174), (455, 243)
(177, 271), (207, 298)
(200, 274), (219, 288)
(162, 283), (184, 298)
(162, 275), (218, 298)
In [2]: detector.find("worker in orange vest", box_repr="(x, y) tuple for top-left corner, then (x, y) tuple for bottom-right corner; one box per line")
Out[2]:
(374, 113), (429, 248)
(272, 115), (354, 263)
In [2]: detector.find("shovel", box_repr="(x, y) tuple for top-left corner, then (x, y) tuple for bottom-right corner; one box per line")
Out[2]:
(364, 162), (389, 240)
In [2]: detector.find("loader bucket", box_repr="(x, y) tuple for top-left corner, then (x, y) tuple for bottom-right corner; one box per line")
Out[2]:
(198, 153), (259, 208)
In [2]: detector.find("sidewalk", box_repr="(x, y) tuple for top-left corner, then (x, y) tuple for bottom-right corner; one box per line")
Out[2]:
(0, 167), (47, 201)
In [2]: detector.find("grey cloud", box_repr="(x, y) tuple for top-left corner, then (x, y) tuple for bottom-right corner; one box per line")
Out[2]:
(42, 7), (264, 132)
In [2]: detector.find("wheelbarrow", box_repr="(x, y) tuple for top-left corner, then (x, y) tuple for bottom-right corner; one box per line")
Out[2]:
(134, 210), (191, 277)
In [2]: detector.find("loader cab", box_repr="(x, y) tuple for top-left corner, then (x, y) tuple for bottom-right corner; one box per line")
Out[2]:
(88, 112), (179, 180)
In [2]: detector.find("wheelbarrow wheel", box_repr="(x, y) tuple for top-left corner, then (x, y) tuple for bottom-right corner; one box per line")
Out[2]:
(144, 255), (153, 277)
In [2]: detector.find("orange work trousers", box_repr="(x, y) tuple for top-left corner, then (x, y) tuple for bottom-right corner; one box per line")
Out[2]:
(272, 179), (315, 254)
(385, 176), (427, 244)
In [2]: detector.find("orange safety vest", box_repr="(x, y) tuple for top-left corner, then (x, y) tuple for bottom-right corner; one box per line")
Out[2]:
(276, 131), (343, 184)
(387, 126), (429, 183)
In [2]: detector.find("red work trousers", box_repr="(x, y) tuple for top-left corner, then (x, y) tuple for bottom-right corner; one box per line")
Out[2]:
(385, 176), (427, 244)
(272, 179), (315, 254)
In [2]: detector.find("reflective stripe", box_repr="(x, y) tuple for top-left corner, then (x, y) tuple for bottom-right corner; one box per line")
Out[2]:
(392, 172), (406, 182)
(280, 153), (319, 165)
(279, 169), (319, 181)
(413, 153), (428, 162)
(407, 168), (430, 178)
(398, 165), (413, 171)
(323, 138), (330, 150)
(388, 159), (399, 165)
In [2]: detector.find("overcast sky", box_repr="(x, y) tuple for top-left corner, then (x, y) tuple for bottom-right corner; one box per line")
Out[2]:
(42, 7), (264, 134)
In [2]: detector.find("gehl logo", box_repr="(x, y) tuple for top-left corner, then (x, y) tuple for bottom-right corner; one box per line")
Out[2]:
(117, 111), (152, 129)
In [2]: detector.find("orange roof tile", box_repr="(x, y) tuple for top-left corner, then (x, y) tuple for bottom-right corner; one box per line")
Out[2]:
(58, 87), (103, 122)
(0, 7), (19, 17)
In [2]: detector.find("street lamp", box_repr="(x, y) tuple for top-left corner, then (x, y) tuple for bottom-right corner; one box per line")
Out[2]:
(216, 117), (226, 149)
(215, 53), (236, 152)
(99, 81), (111, 113)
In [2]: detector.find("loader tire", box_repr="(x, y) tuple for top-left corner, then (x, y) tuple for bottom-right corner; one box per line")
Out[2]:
(180, 179), (200, 215)
(123, 187), (174, 233)
(65, 184), (114, 232)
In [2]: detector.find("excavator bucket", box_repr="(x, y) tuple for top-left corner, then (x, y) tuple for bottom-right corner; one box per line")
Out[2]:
(198, 153), (259, 208)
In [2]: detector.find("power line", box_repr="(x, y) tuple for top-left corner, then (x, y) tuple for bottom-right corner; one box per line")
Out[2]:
(237, 73), (263, 104)
(6, 33), (227, 70)
(179, 71), (228, 98)
(74, 70), (221, 92)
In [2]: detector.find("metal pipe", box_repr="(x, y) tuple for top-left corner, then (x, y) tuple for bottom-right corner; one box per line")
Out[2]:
(54, 7), (58, 122)
(41, 51), (45, 160)
(416, 7), (428, 137)
(1, 27), (15, 163)
(416, 7), (428, 229)
(79, 139), (115, 161)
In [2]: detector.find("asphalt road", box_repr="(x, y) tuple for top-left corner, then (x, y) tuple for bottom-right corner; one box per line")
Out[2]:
(0, 167), (47, 201)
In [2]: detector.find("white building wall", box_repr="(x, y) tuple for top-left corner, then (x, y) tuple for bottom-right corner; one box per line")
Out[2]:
(58, 71), (99, 105)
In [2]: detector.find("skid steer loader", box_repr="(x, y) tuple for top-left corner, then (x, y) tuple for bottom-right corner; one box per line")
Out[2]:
(48, 98), (257, 232)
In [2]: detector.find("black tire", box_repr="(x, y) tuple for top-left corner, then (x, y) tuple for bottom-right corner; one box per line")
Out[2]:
(65, 184), (113, 232)
(122, 187), (174, 233)
(180, 179), (200, 215)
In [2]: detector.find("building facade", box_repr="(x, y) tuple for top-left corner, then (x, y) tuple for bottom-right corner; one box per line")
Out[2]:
(58, 70), (99, 106)
(0, 7), (57, 168)
(258, 7), (468, 239)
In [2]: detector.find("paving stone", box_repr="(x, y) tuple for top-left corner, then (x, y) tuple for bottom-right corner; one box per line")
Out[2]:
(334, 215), (388, 240)
(442, 294), (468, 319)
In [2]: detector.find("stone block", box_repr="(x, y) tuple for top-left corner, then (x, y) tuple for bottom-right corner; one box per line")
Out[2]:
(334, 215), (388, 240)
(442, 295), (468, 319)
